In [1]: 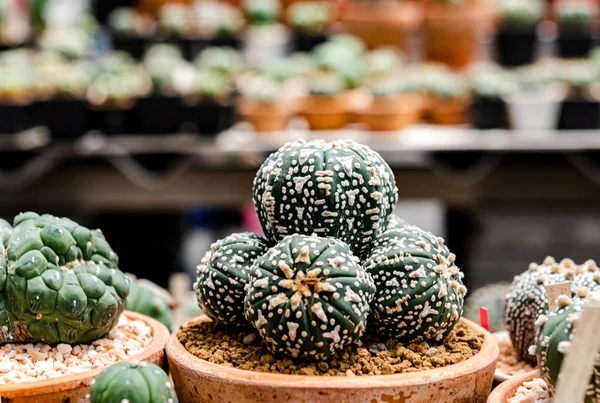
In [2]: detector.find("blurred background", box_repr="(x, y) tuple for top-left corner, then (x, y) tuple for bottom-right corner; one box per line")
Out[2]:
(1, 0), (600, 323)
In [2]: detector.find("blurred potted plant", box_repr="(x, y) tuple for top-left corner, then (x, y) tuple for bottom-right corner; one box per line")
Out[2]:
(504, 61), (567, 130)
(556, 0), (598, 58)
(468, 64), (516, 129)
(212, 4), (245, 49)
(424, 0), (492, 69)
(0, 50), (35, 134)
(341, 0), (422, 52)
(288, 1), (333, 52)
(244, 0), (290, 68)
(425, 67), (470, 125)
(356, 74), (424, 131)
(107, 7), (154, 60)
(237, 75), (291, 132)
(557, 60), (600, 129)
(364, 47), (403, 80)
(302, 71), (347, 130)
(495, 0), (542, 67)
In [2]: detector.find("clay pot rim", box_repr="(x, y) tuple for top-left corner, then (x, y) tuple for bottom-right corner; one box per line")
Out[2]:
(167, 316), (499, 388)
(0, 311), (170, 395)
(487, 370), (541, 403)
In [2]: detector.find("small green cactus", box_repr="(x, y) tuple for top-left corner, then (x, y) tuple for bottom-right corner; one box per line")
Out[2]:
(194, 69), (233, 100)
(90, 361), (178, 403)
(504, 256), (600, 365)
(470, 65), (518, 98)
(245, 0), (280, 26)
(385, 214), (409, 230)
(195, 232), (270, 326)
(127, 277), (174, 331)
(194, 46), (245, 76)
(366, 48), (403, 78)
(253, 139), (398, 259)
(500, 0), (543, 27)
(535, 290), (600, 401)
(308, 71), (346, 96)
(363, 225), (466, 343)
(288, 1), (331, 35)
(0, 212), (129, 345)
(107, 7), (138, 35)
(464, 282), (510, 333)
(216, 6), (244, 37)
(158, 3), (190, 37)
(244, 234), (375, 359)
(558, 2), (596, 27)
(312, 36), (366, 88)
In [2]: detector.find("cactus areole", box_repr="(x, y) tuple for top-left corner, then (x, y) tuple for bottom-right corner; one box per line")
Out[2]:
(0, 212), (129, 345)
(195, 232), (270, 326)
(253, 139), (398, 259)
(504, 256), (600, 365)
(90, 361), (178, 403)
(363, 226), (466, 344)
(244, 234), (375, 359)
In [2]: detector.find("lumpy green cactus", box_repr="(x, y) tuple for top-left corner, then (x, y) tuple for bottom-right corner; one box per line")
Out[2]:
(127, 277), (174, 331)
(385, 214), (408, 231)
(195, 232), (270, 326)
(504, 256), (600, 365)
(244, 234), (375, 359)
(253, 139), (398, 259)
(363, 225), (466, 343)
(0, 212), (129, 345)
(90, 361), (178, 403)
(535, 289), (600, 401)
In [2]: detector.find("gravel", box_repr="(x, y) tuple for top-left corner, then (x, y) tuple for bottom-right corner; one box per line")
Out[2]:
(0, 315), (153, 385)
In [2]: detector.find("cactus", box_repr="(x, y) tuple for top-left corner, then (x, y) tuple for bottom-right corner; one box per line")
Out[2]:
(558, 2), (596, 27)
(386, 214), (409, 230)
(469, 64), (518, 98)
(504, 256), (600, 365)
(363, 225), (466, 343)
(90, 361), (178, 403)
(288, 1), (331, 35)
(500, 0), (543, 26)
(365, 48), (403, 79)
(245, 0), (280, 26)
(194, 47), (245, 77)
(464, 282), (510, 332)
(127, 277), (174, 331)
(0, 212), (129, 345)
(244, 234), (375, 359)
(195, 232), (270, 326)
(253, 139), (397, 259)
(308, 71), (346, 96)
(535, 290), (600, 401)
(312, 35), (366, 88)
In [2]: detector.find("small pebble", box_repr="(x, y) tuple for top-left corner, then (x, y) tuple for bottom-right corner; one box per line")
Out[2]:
(243, 333), (258, 346)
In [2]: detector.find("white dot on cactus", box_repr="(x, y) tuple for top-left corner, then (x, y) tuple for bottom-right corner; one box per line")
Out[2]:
(558, 341), (572, 354)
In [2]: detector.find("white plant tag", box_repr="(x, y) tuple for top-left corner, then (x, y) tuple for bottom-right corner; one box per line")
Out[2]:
(546, 282), (571, 311)
(555, 299), (600, 403)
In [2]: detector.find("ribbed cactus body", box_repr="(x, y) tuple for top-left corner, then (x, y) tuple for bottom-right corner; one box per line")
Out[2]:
(253, 139), (398, 259)
(504, 257), (600, 365)
(90, 361), (178, 403)
(127, 278), (174, 331)
(363, 225), (466, 343)
(195, 232), (270, 326)
(244, 234), (375, 359)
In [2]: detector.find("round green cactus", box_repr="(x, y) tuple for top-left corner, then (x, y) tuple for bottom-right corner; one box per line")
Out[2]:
(127, 278), (174, 331)
(253, 139), (398, 259)
(90, 361), (178, 403)
(363, 225), (466, 343)
(244, 234), (375, 359)
(195, 232), (269, 326)
(0, 212), (129, 345)
(385, 214), (409, 231)
(504, 256), (600, 365)
(535, 290), (599, 401)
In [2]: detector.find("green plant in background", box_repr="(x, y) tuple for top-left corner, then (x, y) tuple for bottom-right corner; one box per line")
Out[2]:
(244, 234), (376, 359)
(158, 3), (190, 37)
(308, 71), (346, 96)
(363, 225), (466, 343)
(194, 47), (245, 77)
(464, 282), (510, 332)
(365, 48), (403, 79)
(288, 1), (330, 35)
(90, 361), (178, 403)
(253, 139), (398, 259)
(245, 0), (280, 26)
(557, 60), (597, 95)
(368, 75), (416, 98)
(216, 6), (244, 37)
(243, 74), (283, 102)
(107, 7), (137, 35)
(558, 1), (597, 27)
(469, 64), (518, 98)
(0, 212), (129, 345)
(195, 232), (270, 326)
(143, 44), (187, 95)
(312, 35), (366, 88)
(127, 277), (174, 331)
(420, 66), (468, 99)
(194, 69), (233, 101)
(500, 0), (543, 26)
(504, 257), (600, 365)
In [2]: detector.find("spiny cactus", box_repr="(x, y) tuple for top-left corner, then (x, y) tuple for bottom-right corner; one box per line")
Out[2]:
(195, 232), (270, 326)
(504, 256), (600, 365)
(363, 225), (466, 343)
(535, 289), (600, 401)
(90, 361), (178, 403)
(0, 212), (129, 345)
(244, 234), (375, 359)
(253, 139), (398, 259)
(464, 282), (510, 333)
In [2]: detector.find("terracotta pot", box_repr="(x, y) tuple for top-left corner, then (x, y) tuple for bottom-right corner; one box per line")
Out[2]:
(341, 0), (423, 50)
(356, 94), (424, 131)
(423, 3), (492, 68)
(167, 316), (499, 403)
(302, 94), (348, 130)
(0, 311), (170, 403)
(238, 97), (291, 132)
(137, 0), (192, 17)
(487, 370), (541, 403)
(429, 97), (469, 125)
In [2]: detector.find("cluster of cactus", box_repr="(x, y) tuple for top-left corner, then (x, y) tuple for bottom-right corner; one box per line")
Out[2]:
(195, 139), (467, 360)
(90, 361), (177, 403)
(504, 256), (600, 365)
(0, 212), (129, 345)
(535, 289), (600, 401)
